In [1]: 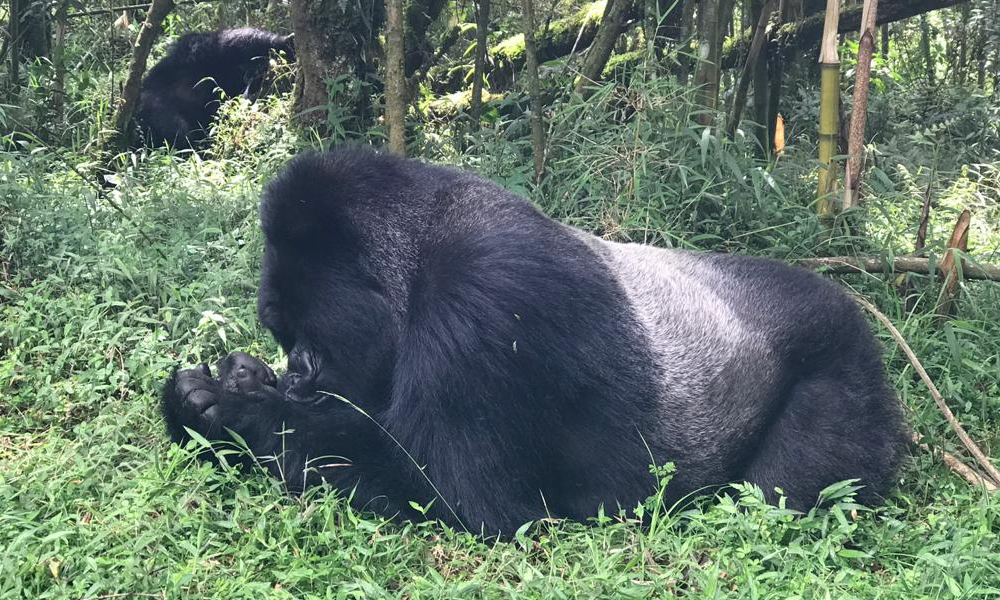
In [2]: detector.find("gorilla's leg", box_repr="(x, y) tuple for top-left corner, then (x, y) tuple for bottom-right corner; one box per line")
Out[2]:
(742, 368), (905, 511)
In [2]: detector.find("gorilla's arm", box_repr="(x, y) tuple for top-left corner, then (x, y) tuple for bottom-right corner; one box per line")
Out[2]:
(162, 352), (416, 518)
(162, 352), (285, 451)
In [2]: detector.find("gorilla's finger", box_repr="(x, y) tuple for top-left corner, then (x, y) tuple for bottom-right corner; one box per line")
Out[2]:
(187, 389), (217, 412)
(175, 373), (218, 401)
(175, 366), (215, 382)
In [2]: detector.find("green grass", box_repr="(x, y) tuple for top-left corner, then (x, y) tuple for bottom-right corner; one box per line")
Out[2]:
(3, 84), (1000, 598)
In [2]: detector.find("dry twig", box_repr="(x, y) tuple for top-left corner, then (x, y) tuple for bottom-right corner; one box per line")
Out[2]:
(799, 256), (1000, 281)
(853, 295), (1000, 488)
(911, 433), (999, 492)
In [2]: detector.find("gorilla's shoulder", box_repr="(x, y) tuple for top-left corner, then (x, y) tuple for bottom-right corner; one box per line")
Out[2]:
(157, 32), (218, 65)
(216, 28), (293, 56)
(150, 28), (289, 73)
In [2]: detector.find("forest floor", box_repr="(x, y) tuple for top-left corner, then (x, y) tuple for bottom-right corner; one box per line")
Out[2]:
(3, 111), (1000, 598)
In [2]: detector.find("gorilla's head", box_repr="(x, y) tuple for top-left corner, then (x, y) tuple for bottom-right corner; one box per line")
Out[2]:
(255, 150), (414, 410)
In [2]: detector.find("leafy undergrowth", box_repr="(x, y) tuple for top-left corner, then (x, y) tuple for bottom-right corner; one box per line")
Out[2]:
(3, 96), (1000, 598)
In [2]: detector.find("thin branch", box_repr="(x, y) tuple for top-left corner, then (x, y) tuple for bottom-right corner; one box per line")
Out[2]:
(67, 0), (211, 19)
(914, 177), (934, 252)
(853, 295), (1000, 488)
(912, 432), (999, 492)
(798, 255), (1000, 281)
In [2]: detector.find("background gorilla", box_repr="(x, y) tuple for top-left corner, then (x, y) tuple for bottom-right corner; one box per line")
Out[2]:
(135, 28), (294, 149)
(163, 148), (907, 536)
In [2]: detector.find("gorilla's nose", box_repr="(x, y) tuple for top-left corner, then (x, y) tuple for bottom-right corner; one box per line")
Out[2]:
(287, 346), (315, 376)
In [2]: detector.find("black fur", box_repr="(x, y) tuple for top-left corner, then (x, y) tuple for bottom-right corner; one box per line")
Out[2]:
(136, 28), (294, 149)
(162, 148), (907, 536)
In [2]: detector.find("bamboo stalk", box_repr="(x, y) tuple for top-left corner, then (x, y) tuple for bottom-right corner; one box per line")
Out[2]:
(816, 0), (841, 220)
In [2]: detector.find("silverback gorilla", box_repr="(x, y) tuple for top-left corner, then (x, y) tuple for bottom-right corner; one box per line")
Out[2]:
(162, 148), (907, 536)
(136, 28), (293, 148)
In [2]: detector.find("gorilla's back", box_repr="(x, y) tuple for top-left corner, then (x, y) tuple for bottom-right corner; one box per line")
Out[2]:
(569, 233), (782, 469)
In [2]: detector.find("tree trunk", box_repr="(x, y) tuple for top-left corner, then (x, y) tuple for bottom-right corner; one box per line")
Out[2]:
(717, 0), (736, 93)
(693, 0), (721, 125)
(576, 0), (635, 96)
(289, 0), (382, 132)
(521, 0), (546, 183)
(879, 22), (888, 58)
(52, 0), (69, 123)
(385, 0), (406, 154)
(404, 0), (448, 77)
(749, 0), (770, 151)
(972, 15), (986, 88)
(994, 0), (1000, 100)
(8, 0), (22, 90)
(470, 0), (491, 124)
(676, 0), (698, 85)
(486, 1), (642, 90)
(100, 0), (175, 158)
(955, 4), (969, 84)
(843, 0), (877, 209)
(815, 0), (840, 220)
(920, 14), (935, 85)
(15, 0), (51, 60)
(728, 0), (777, 137)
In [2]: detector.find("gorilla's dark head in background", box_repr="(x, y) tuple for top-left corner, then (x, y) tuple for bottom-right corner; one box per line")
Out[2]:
(162, 148), (908, 537)
(135, 28), (294, 149)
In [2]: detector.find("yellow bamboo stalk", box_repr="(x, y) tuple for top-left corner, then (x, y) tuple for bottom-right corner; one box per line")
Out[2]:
(816, 0), (841, 220)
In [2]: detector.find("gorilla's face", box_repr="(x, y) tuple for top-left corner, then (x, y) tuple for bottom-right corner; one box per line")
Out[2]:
(256, 236), (398, 410)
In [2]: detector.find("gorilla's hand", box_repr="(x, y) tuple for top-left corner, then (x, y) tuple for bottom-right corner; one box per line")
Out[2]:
(162, 352), (281, 445)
